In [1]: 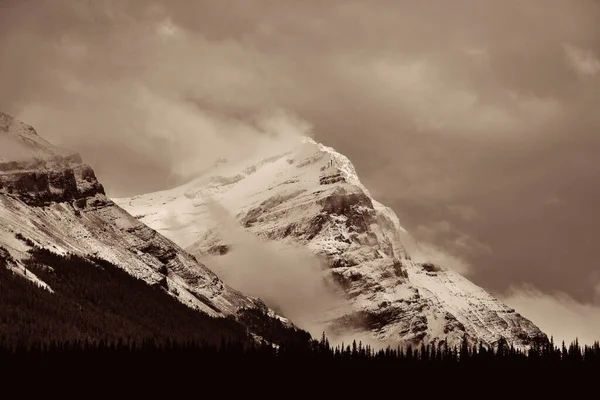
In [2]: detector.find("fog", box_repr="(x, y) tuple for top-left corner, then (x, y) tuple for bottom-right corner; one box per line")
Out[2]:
(0, 137), (32, 161)
(178, 199), (349, 339)
(1, 0), (599, 342)
(503, 285), (600, 345)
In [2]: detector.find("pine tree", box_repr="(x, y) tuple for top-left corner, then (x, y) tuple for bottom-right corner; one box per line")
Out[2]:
(460, 334), (469, 363)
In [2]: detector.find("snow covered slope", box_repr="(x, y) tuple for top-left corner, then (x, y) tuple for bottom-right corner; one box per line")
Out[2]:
(116, 136), (546, 348)
(0, 112), (285, 326)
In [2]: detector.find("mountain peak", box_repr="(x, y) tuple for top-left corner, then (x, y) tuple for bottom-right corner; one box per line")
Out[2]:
(0, 112), (102, 206)
(0, 111), (16, 126)
(116, 136), (546, 348)
(0, 112), (75, 163)
(298, 136), (362, 185)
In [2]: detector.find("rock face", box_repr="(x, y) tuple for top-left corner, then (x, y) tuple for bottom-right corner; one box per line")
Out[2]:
(0, 112), (106, 206)
(0, 112), (287, 329)
(0, 154), (106, 207)
(116, 136), (547, 348)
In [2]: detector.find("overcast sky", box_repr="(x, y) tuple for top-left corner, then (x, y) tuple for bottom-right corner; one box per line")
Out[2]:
(1, 0), (599, 343)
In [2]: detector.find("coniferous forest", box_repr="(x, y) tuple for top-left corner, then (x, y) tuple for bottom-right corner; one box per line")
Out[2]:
(1, 244), (600, 371)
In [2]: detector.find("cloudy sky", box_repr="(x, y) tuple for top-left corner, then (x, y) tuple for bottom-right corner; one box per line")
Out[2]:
(1, 0), (599, 344)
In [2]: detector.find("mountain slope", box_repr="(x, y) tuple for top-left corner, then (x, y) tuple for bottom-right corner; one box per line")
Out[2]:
(0, 112), (301, 342)
(0, 246), (248, 346)
(116, 136), (546, 347)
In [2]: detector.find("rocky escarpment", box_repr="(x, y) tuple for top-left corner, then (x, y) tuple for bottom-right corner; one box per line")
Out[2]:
(0, 156), (106, 207)
(0, 112), (105, 206)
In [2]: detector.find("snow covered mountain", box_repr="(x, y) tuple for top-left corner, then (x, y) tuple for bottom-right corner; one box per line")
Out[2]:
(116, 135), (546, 348)
(0, 112), (292, 334)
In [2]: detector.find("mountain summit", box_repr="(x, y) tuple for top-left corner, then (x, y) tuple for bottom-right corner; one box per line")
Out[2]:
(0, 112), (105, 206)
(117, 135), (546, 347)
(0, 112), (75, 163)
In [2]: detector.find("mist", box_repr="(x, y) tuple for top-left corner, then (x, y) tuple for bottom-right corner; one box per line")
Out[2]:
(502, 285), (600, 346)
(0, 0), (313, 195)
(184, 199), (346, 338)
(0, 137), (33, 162)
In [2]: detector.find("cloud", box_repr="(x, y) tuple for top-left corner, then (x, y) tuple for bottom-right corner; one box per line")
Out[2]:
(412, 218), (491, 274)
(543, 196), (565, 207)
(564, 44), (600, 76)
(416, 220), (452, 239)
(193, 200), (348, 338)
(460, 46), (490, 64)
(0, 136), (38, 162)
(0, 2), (311, 196)
(447, 205), (479, 222)
(411, 242), (473, 276)
(1, 0), (600, 342)
(335, 56), (561, 136)
(502, 285), (600, 345)
(156, 17), (182, 39)
(450, 234), (492, 255)
(399, 229), (473, 275)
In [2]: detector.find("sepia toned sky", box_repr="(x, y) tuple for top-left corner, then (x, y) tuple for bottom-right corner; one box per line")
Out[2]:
(1, 0), (599, 343)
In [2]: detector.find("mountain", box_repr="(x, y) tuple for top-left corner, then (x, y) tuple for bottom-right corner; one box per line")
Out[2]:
(116, 135), (547, 348)
(0, 112), (305, 344)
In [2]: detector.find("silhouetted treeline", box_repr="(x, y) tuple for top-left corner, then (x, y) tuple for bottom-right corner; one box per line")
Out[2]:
(2, 245), (600, 370)
(298, 333), (600, 368)
(2, 331), (600, 371)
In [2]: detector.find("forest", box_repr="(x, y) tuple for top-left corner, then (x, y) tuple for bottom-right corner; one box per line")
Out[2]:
(2, 329), (599, 371)
(1, 243), (599, 370)
(0, 244), (308, 350)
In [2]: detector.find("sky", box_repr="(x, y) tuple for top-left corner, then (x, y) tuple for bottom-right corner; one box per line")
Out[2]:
(1, 0), (599, 344)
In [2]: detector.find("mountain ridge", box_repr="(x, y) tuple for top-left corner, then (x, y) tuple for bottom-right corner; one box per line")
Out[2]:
(0, 112), (299, 341)
(116, 135), (547, 348)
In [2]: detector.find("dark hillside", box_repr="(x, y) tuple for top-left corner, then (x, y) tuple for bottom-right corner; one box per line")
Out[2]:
(0, 247), (252, 348)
